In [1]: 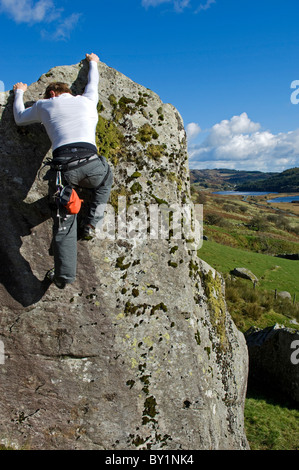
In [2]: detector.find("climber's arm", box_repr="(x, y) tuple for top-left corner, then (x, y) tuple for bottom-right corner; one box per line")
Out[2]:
(13, 83), (41, 126)
(82, 53), (99, 104)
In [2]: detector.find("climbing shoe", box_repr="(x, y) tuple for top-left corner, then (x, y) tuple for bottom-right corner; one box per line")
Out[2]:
(81, 224), (96, 241)
(45, 268), (66, 289)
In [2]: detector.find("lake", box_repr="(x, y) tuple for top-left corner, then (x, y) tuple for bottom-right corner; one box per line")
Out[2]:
(213, 191), (299, 203)
(267, 195), (299, 203)
(213, 191), (277, 196)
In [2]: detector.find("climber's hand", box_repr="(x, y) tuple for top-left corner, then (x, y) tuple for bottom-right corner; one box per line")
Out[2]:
(86, 53), (99, 63)
(13, 82), (27, 92)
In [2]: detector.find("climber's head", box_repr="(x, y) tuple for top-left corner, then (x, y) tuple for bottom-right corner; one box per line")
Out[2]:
(44, 82), (72, 99)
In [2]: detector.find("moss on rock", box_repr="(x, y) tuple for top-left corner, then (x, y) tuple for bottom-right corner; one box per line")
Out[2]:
(96, 115), (126, 166)
(201, 270), (229, 351)
(136, 124), (159, 145)
(146, 144), (167, 161)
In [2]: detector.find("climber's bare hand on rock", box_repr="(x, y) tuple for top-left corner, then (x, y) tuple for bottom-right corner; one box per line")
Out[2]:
(13, 82), (27, 92)
(86, 53), (99, 63)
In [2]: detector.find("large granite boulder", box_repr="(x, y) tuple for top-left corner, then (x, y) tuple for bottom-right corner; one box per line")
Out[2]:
(245, 324), (299, 403)
(231, 268), (258, 283)
(0, 59), (249, 450)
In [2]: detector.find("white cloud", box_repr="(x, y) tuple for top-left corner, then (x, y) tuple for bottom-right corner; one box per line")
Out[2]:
(186, 122), (201, 140)
(195, 0), (216, 13)
(142, 0), (213, 13)
(0, 0), (80, 39)
(188, 113), (299, 172)
(142, 0), (171, 7)
(205, 112), (261, 146)
(48, 12), (81, 41)
(0, 0), (58, 23)
(174, 0), (190, 12)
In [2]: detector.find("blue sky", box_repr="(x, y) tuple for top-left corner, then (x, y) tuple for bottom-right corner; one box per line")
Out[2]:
(1, 0), (299, 172)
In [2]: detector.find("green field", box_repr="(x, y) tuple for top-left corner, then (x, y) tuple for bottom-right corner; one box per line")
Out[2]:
(192, 185), (299, 450)
(198, 238), (299, 451)
(244, 387), (299, 450)
(198, 240), (299, 299)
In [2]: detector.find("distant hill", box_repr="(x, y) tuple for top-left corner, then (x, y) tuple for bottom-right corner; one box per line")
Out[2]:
(236, 167), (299, 193)
(190, 168), (277, 190)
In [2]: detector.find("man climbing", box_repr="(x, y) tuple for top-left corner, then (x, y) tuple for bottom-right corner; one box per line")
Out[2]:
(13, 53), (113, 289)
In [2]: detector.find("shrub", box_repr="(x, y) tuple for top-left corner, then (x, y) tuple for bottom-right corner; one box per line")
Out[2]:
(290, 225), (299, 236)
(224, 275), (299, 327)
(223, 203), (236, 212)
(204, 213), (222, 226)
(248, 216), (270, 232)
(242, 302), (263, 320)
(191, 188), (206, 204)
(275, 216), (290, 231)
(225, 285), (240, 303)
(267, 214), (279, 223)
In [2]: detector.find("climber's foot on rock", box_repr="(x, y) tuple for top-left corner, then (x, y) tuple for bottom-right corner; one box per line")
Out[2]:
(45, 268), (66, 289)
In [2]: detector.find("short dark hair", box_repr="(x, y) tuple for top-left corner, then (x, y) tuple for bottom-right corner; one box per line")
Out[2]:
(44, 82), (72, 99)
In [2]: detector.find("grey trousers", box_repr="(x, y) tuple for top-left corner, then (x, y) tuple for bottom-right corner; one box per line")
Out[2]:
(51, 155), (113, 285)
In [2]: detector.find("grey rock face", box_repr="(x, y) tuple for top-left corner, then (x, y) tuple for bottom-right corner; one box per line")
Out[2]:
(0, 60), (249, 450)
(245, 324), (299, 403)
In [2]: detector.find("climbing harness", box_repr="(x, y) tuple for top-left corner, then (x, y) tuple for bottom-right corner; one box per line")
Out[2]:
(38, 153), (99, 181)
(37, 152), (109, 231)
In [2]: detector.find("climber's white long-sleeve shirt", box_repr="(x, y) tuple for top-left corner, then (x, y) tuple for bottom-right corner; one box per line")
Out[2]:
(13, 61), (99, 151)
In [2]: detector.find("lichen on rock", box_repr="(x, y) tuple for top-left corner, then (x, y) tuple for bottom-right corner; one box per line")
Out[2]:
(0, 59), (249, 450)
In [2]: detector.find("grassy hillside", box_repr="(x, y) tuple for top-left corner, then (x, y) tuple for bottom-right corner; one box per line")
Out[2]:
(190, 168), (276, 190)
(236, 167), (299, 193)
(199, 240), (299, 299)
(192, 184), (299, 450)
(194, 189), (299, 330)
(198, 240), (299, 332)
(191, 188), (299, 255)
(190, 167), (299, 193)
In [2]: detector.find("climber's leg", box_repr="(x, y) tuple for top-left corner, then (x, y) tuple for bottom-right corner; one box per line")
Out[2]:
(47, 172), (78, 287)
(85, 165), (113, 228)
(52, 210), (78, 285)
(63, 155), (113, 240)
